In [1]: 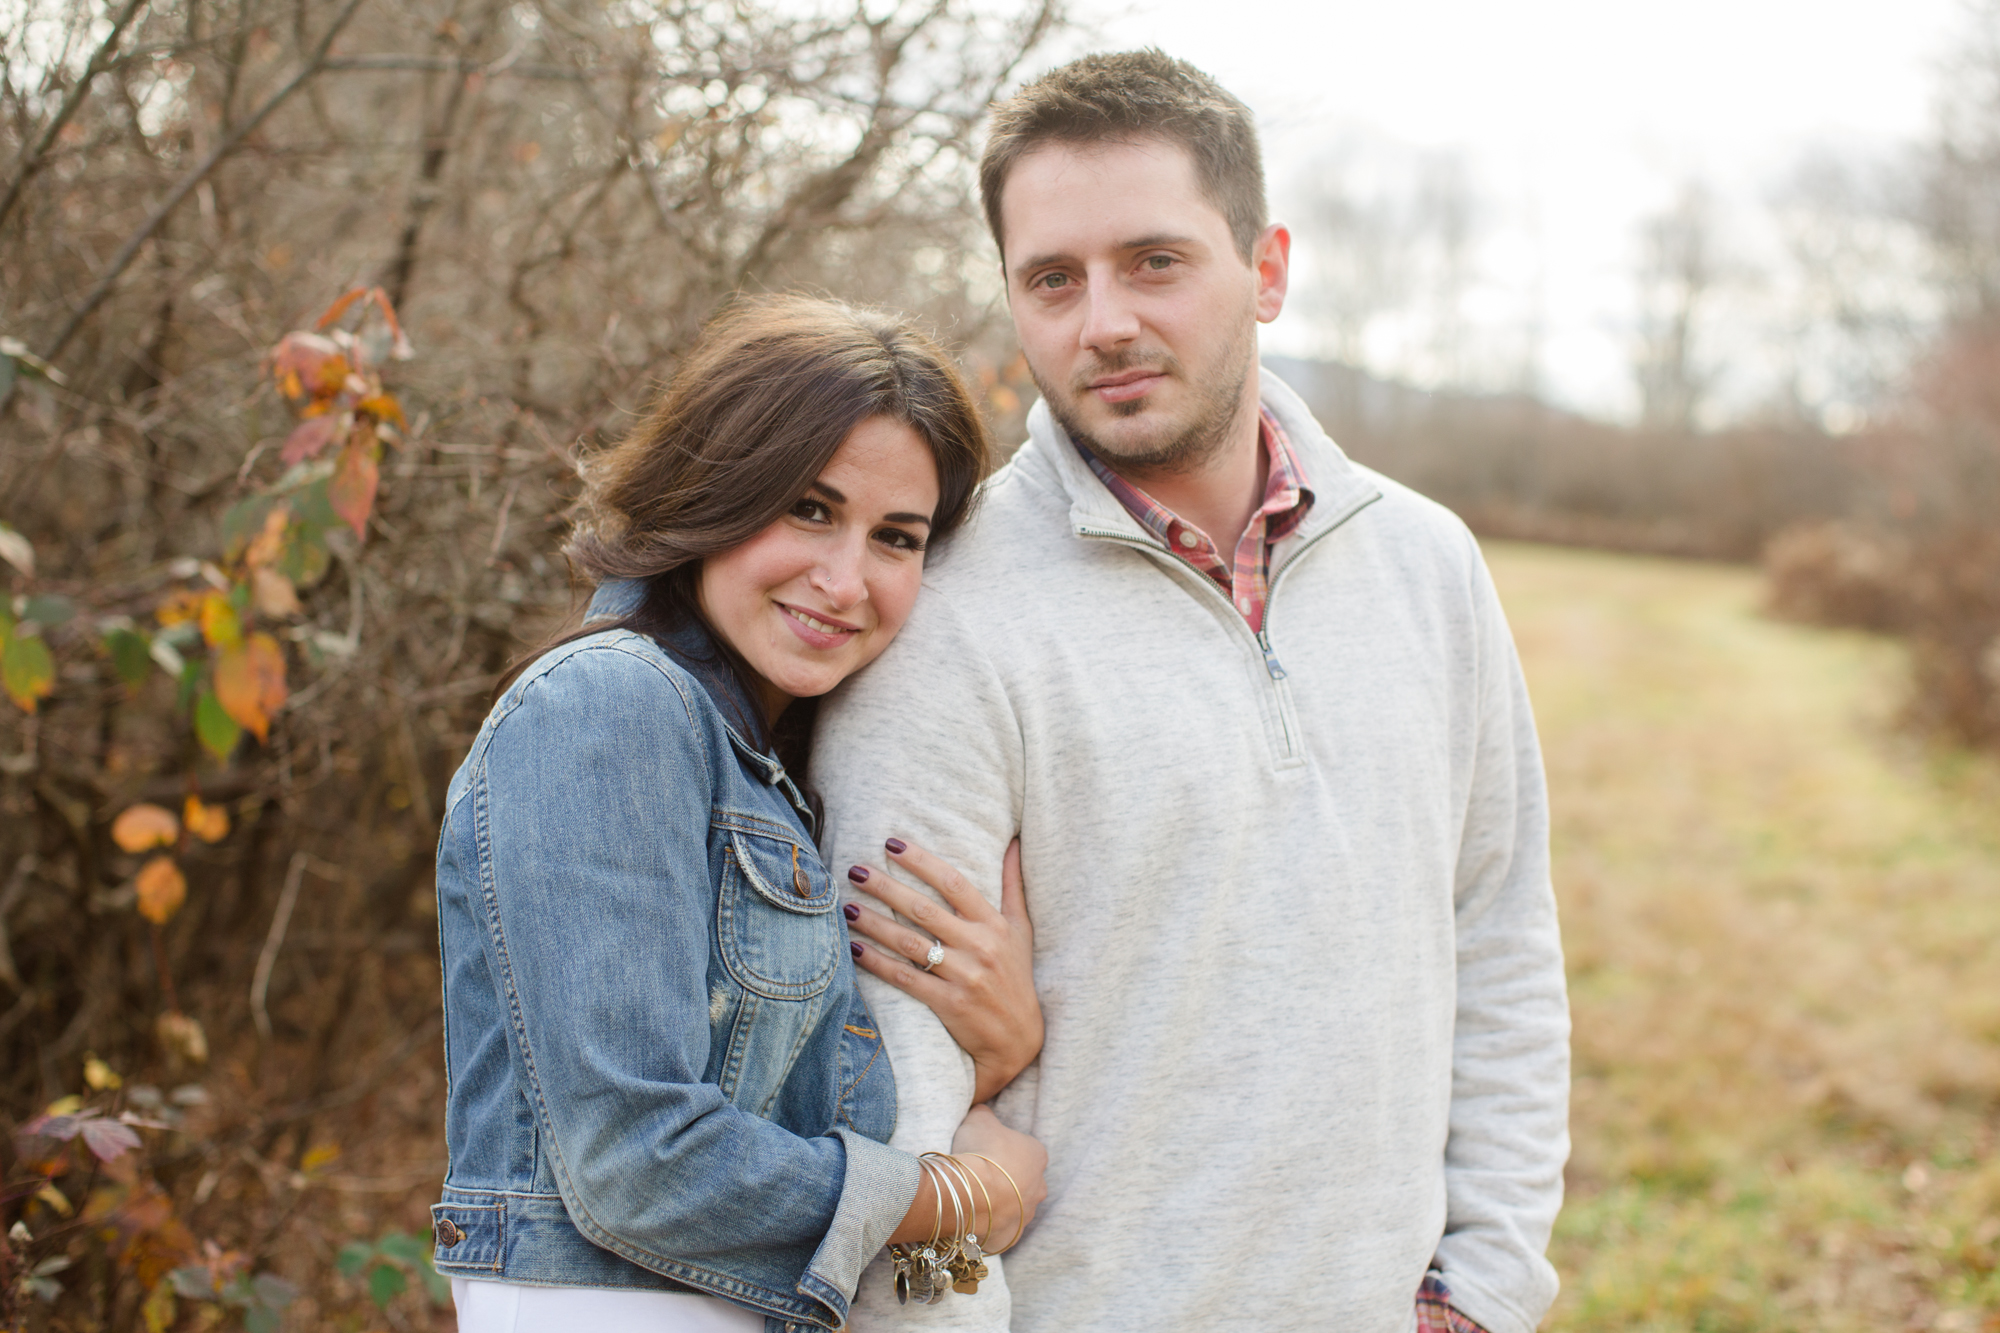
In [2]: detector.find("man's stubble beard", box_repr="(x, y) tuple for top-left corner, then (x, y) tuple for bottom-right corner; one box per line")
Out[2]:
(1030, 302), (1259, 478)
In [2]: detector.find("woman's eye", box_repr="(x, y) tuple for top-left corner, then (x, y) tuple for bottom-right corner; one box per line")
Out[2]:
(791, 498), (831, 523)
(875, 527), (926, 553)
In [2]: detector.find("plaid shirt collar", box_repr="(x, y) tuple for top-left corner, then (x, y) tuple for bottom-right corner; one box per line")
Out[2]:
(1075, 406), (1314, 633)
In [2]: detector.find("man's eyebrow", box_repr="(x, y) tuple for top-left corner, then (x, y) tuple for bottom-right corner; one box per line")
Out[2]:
(807, 481), (932, 528)
(1015, 234), (1203, 274)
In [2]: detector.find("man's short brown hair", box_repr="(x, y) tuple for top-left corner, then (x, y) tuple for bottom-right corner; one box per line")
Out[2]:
(978, 49), (1267, 264)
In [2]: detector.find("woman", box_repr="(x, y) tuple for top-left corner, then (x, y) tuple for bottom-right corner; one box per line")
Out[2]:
(431, 295), (1048, 1332)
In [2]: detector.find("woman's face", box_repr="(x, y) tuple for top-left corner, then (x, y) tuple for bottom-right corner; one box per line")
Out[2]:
(698, 415), (941, 722)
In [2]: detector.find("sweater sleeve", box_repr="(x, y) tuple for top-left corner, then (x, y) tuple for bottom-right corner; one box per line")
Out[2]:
(1432, 541), (1572, 1333)
(810, 587), (1025, 1332)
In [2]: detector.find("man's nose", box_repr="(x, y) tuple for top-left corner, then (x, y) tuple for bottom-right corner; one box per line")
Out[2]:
(1078, 276), (1139, 352)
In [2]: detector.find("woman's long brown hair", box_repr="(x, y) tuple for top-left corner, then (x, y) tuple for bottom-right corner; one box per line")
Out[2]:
(496, 294), (992, 764)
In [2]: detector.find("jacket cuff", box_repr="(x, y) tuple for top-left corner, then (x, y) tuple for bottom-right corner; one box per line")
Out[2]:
(798, 1129), (922, 1321)
(1434, 1268), (1535, 1333)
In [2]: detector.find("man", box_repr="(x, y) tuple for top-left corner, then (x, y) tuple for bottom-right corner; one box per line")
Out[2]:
(815, 50), (1569, 1333)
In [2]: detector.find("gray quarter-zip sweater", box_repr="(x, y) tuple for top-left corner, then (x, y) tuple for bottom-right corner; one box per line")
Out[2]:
(811, 369), (1569, 1333)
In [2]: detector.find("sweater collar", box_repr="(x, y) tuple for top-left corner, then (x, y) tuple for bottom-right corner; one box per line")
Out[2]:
(1022, 365), (1382, 552)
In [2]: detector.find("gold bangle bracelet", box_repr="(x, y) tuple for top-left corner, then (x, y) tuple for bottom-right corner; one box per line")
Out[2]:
(963, 1152), (1027, 1255)
(950, 1154), (996, 1243)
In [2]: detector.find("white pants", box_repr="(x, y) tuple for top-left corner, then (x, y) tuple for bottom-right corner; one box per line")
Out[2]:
(450, 1278), (768, 1332)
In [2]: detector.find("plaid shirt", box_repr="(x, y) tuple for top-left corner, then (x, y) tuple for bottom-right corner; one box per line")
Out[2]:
(1077, 407), (1312, 634)
(1417, 1272), (1490, 1333)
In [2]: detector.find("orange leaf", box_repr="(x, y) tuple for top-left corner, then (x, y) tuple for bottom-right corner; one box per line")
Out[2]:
(312, 288), (369, 330)
(280, 414), (340, 465)
(112, 804), (181, 853)
(135, 857), (187, 924)
(355, 392), (405, 429)
(243, 504), (290, 569)
(198, 592), (241, 651)
(250, 566), (301, 619)
(245, 632), (286, 717)
(212, 646), (266, 742)
(328, 439), (380, 539)
(268, 331), (348, 402)
(155, 590), (203, 627)
(182, 795), (229, 844)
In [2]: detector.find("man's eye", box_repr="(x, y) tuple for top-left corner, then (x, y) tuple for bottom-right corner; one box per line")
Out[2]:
(1142, 254), (1175, 271)
(1035, 272), (1070, 290)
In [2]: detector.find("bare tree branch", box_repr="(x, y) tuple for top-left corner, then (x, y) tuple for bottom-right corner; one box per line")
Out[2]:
(0, 0), (154, 232)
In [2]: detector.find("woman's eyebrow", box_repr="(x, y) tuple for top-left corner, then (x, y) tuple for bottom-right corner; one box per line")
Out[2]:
(808, 480), (931, 527)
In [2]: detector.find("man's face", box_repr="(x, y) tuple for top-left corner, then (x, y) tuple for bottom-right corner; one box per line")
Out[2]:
(998, 137), (1288, 474)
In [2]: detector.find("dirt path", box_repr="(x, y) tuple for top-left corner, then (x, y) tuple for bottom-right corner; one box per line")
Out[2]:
(1487, 541), (2000, 1331)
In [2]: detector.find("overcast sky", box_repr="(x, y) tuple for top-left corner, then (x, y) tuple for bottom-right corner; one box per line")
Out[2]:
(1056, 0), (1966, 419)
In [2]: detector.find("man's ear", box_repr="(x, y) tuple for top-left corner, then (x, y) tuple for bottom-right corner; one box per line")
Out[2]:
(1253, 223), (1291, 325)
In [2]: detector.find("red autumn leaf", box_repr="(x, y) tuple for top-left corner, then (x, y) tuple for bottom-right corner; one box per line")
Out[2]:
(329, 439), (380, 539)
(280, 414), (341, 465)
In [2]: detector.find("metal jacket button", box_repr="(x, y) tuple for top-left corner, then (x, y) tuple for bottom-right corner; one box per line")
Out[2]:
(435, 1218), (463, 1247)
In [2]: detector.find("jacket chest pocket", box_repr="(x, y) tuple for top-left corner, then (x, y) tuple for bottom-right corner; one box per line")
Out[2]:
(716, 828), (841, 1000)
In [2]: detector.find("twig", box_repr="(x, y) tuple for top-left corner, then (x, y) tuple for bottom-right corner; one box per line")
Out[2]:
(0, 0), (152, 233)
(0, 854), (34, 990)
(251, 851), (338, 1039)
(486, 477), (522, 566)
(37, 0), (370, 366)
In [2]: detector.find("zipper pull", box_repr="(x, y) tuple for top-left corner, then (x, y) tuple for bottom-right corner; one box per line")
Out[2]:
(1255, 629), (1287, 680)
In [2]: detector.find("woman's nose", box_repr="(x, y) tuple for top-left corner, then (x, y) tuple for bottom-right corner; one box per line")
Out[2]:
(808, 539), (867, 608)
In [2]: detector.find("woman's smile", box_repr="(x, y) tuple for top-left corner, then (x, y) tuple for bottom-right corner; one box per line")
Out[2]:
(778, 602), (861, 647)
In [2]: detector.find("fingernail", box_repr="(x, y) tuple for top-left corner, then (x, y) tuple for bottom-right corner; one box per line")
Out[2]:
(850, 942), (864, 958)
(847, 865), (870, 883)
(885, 838), (907, 855)
(843, 903), (860, 921)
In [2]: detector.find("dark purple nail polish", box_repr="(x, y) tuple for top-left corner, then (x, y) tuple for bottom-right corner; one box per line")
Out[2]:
(885, 838), (907, 855)
(847, 865), (870, 883)
(850, 942), (864, 958)
(843, 902), (860, 921)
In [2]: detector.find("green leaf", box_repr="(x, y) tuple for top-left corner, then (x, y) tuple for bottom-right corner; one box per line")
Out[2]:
(334, 1242), (372, 1277)
(249, 1273), (297, 1310)
(243, 1305), (280, 1333)
(168, 1265), (217, 1300)
(288, 476), (340, 531)
(174, 656), (200, 713)
(278, 523), (331, 587)
(376, 1230), (425, 1266)
(366, 1262), (406, 1309)
(2, 628), (54, 713)
(221, 496), (279, 555)
(105, 628), (152, 687)
(417, 1255), (451, 1306)
(0, 353), (16, 402)
(194, 688), (241, 761)
(21, 593), (74, 626)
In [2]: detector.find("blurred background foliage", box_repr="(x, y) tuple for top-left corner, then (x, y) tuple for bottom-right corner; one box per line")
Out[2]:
(0, 0), (1995, 1328)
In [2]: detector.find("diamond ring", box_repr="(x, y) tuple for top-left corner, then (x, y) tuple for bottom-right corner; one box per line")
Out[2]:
(921, 941), (944, 972)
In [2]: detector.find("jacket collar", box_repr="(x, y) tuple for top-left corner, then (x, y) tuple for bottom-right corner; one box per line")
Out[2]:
(582, 579), (793, 789)
(1023, 364), (1382, 555)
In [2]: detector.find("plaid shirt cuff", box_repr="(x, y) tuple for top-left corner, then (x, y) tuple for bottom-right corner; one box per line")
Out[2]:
(1416, 1271), (1490, 1333)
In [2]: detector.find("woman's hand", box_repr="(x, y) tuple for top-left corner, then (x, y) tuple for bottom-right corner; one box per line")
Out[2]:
(845, 838), (1041, 1104)
(887, 1105), (1048, 1247)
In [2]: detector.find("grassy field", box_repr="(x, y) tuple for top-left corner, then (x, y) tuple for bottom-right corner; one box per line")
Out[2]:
(1485, 541), (2000, 1332)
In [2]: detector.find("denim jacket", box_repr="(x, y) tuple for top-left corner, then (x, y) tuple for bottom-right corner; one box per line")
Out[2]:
(431, 585), (920, 1331)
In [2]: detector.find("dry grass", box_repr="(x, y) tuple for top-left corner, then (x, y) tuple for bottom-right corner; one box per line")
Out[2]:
(1486, 540), (2000, 1332)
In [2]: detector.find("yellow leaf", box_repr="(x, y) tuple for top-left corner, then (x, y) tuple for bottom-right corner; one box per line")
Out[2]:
(45, 1094), (83, 1116)
(213, 635), (284, 743)
(142, 1278), (177, 1333)
(250, 566), (301, 619)
(183, 795), (229, 844)
(300, 1142), (341, 1173)
(155, 589), (204, 627)
(1, 630), (54, 713)
(84, 1056), (122, 1090)
(198, 592), (241, 651)
(246, 632), (287, 716)
(135, 856), (187, 925)
(35, 1183), (73, 1217)
(356, 391), (406, 429)
(113, 803), (181, 852)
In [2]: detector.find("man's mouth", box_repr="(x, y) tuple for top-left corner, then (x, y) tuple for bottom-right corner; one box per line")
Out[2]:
(1085, 367), (1168, 405)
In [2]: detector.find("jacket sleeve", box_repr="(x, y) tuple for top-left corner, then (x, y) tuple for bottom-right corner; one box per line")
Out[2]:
(1432, 541), (1572, 1333)
(472, 641), (920, 1324)
(810, 589), (1025, 1332)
